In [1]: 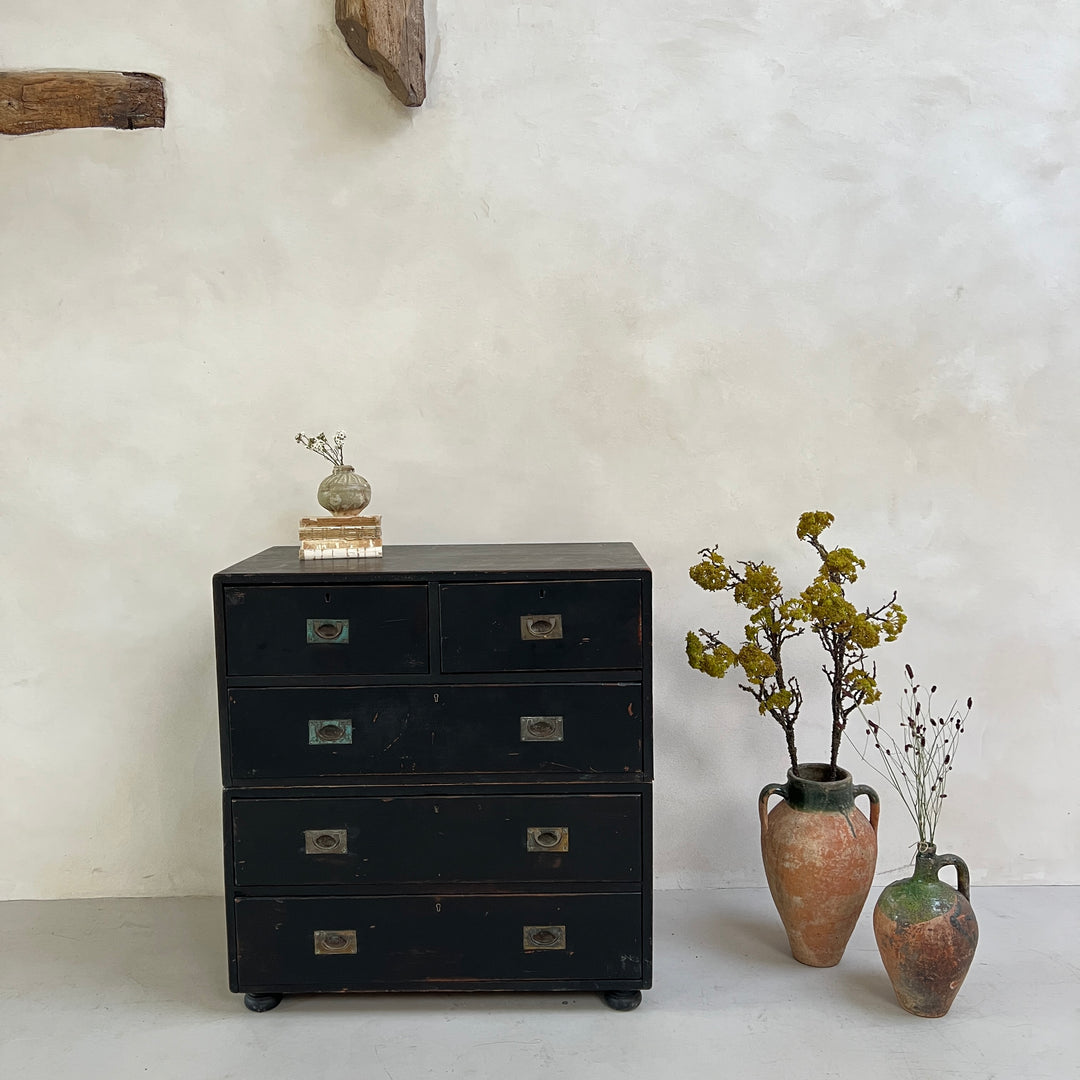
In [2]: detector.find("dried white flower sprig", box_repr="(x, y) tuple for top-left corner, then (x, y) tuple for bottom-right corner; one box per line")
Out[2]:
(855, 664), (972, 847)
(295, 430), (347, 467)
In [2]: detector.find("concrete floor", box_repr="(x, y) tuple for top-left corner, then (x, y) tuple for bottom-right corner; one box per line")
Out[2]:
(0, 888), (1075, 1079)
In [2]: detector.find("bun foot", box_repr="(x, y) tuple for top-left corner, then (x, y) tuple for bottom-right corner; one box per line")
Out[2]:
(602, 990), (642, 1012)
(243, 992), (283, 1012)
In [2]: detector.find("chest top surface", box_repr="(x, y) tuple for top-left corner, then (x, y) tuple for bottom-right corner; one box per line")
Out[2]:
(215, 542), (650, 582)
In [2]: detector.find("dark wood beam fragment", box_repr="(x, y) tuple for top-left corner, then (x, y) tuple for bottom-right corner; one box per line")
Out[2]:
(0, 70), (165, 136)
(335, 0), (426, 107)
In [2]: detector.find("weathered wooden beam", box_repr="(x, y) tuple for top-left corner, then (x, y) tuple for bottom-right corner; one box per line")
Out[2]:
(335, 0), (426, 107)
(0, 70), (165, 136)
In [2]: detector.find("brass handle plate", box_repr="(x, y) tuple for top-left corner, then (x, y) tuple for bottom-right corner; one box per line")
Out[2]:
(306, 618), (350, 644)
(526, 826), (569, 852)
(304, 828), (348, 854)
(523, 924), (566, 951)
(308, 719), (353, 745)
(520, 715), (564, 742)
(520, 614), (563, 640)
(314, 929), (357, 955)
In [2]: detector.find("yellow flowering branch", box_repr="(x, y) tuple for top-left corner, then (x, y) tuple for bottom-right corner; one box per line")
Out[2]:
(687, 550), (804, 772)
(687, 511), (906, 777)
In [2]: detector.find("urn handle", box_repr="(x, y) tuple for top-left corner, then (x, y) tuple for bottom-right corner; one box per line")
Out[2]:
(934, 852), (971, 900)
(758, 783), (788, 840)
(852, 784), (880, 833)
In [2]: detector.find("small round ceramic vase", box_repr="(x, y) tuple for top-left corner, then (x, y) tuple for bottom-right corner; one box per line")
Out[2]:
(317, 465), (371, 516)
(759, 764), (880, 967)
(873, 844), (978, 1017)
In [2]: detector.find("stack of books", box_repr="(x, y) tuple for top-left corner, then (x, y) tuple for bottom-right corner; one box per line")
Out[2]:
(298, 515), (383, 560)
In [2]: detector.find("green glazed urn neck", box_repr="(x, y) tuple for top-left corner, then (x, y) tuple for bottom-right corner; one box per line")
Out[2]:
(913, 842), (940, 882)
(784, 764), (855, 812)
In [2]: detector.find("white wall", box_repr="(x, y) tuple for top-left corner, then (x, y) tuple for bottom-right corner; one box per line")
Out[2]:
(2, 0), (1078, 899)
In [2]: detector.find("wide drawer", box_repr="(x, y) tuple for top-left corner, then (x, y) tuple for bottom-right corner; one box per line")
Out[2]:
(222, 585), (428, 676)
(234, 892), (643, 989)
(226, 683), (643, 781)
(440, 579), (642, 672)
(231, 793), (641, 885)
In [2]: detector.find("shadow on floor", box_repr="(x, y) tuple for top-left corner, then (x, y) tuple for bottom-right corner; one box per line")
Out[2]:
(681, 901), (794, 968)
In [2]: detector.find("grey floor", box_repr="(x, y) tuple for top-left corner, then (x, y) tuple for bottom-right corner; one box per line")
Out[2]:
(0, 887), (1075, 1079)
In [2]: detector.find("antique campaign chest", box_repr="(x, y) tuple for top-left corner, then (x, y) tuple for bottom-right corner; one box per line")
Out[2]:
(213, 543), (652, 1011)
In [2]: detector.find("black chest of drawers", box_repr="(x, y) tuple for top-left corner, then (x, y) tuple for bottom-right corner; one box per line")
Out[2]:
(213, 543), (653, 1012)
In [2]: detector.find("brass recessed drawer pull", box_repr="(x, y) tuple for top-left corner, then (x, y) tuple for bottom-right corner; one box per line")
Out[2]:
(526, 826), (569, 852)
(520, 614), (563, 640)
(306, 618), (350, 644)
(304, 829), (348, 854)
(308, 719), (353, 745)
(520, 715), (564, 742)
(314, 929), (357, 955)
(523, 925), (566, 951)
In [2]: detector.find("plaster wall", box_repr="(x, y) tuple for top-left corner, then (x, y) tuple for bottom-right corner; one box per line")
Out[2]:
(2, 0), (1078, 899)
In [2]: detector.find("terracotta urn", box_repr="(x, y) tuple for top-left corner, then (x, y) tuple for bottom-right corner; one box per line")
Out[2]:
(873, 844), (978, 1016)
(759, 764), (879, 967)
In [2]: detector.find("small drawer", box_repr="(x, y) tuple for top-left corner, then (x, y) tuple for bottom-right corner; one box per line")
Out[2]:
(234, 893), (643, 989)
(223, 585), (428, 676)
(440, 579), (642, 672)
(226, 683), (644, 781)
(231, 793), (642, 886)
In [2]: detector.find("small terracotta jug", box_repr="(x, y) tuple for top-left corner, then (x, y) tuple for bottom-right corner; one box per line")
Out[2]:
(759, 764), (879, 967)
(873, 844), (978, 1016)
